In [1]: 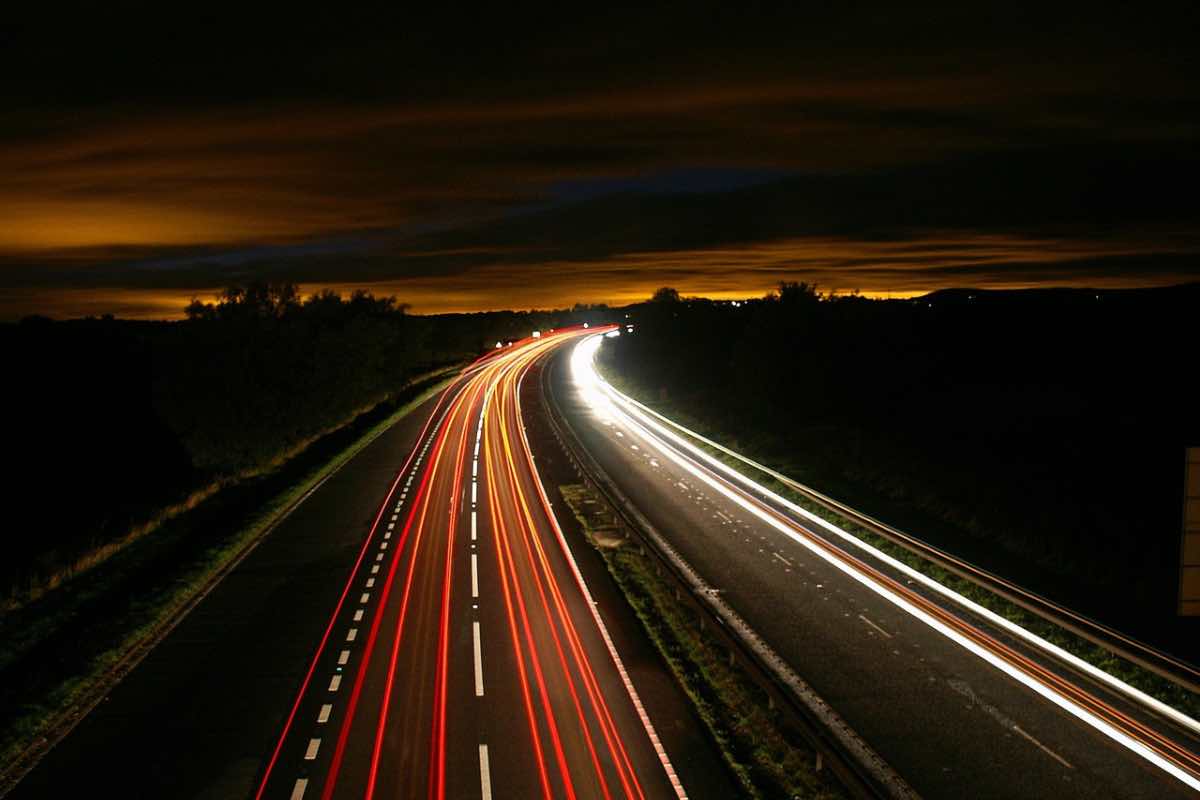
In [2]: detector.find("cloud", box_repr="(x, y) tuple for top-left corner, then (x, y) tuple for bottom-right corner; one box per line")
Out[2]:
(1, 6), (1198, 317)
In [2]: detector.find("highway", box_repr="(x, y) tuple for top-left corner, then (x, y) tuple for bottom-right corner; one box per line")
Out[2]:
(551, 332), (1200, 800)
(8, 328), (732, 800)
(255, 328), (687, 799)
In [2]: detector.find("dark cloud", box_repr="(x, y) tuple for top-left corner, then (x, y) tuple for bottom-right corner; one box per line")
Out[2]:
(1, 5), (1198, 317)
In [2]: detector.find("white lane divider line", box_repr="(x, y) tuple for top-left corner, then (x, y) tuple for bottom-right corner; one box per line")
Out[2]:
(471, 553), (479, 598)
(479, 744), (493, 800)
(366, 576), (376, 586)
(371, 564), (379, 574)
(353, 609), (363, 622)
(387, 522), (395, 530)
(771, 551), (793, 567)
(328, 675), (342, 692)
(471, 482), (477, 504)
(471, 511), (477, 541)
(338, 650), (350, 665)
(290, 778), (308, 800)
(317, 704), (332, 724)
(473, 621), (485, 696)
(304, 738), (321, 760)
(346, 628), (358, 642)
(380, 541), (388, 551)
(376, 552), (385, 562)
(1013, 725), (1074, 769)
(360, 593), (370, 604)
(858, 614), (893, 639)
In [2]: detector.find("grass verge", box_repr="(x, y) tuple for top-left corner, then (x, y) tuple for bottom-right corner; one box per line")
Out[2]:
(596, 367), (1200, 723)
(0, 366), (458, 785)
(560, 483), (843, 800)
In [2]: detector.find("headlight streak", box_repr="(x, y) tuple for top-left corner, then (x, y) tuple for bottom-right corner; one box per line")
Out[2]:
(603, 363), (1200, 738)
(570, 334), (1200, 793)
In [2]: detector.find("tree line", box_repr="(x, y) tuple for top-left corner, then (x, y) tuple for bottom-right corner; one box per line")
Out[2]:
(2, 283), (606, 601)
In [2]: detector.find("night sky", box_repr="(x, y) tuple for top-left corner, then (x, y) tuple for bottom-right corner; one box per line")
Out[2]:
(3, 6), (1199, 318)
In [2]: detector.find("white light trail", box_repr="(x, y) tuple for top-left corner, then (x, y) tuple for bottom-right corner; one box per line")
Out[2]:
(569, 333), (1200, 791)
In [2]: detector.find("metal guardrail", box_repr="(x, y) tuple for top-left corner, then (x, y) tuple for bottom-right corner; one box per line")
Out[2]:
(612, 389), (1200, 698)
(540, 356), (918, 800)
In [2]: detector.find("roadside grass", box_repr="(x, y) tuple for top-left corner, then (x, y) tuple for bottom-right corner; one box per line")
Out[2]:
(560, 484), (843, 800)
(5, 365), (455, 615)
(0, 366), (459, 782)
(595, 368), (1200, 725)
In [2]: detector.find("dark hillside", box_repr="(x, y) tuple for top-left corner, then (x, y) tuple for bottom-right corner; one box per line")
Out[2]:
(600, 282), (1200, 660)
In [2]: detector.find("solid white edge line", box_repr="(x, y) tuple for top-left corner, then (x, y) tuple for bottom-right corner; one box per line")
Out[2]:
(597, 340), (1200, 738)
(574, 334), (1200, 792)
(516, 358), (689, 800)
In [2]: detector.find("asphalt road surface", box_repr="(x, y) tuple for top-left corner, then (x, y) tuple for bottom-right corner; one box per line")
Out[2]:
(9, 328), (730, 800)
(552, 331), (1200, 800)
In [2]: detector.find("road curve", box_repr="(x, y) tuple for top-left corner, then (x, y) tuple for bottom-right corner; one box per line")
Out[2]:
(553, 331), (1200, 800)
(256, 328), (685, 800)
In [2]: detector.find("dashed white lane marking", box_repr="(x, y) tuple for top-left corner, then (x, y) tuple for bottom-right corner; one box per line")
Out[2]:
(471, 482), (477, 504)
(366, 577), (376, 587)
(471, 511), (477, 541)
(1013, 724), (1074, 769)
(471, 553), (479, 598)
(346, 628), (358, 642)
(858, 614), (893, 639)
(360, 593), (370, 603)
(479, 744), (493, 800)
(290, 778), (308, 800)
(473, 621), (485, 696)
(380, 541), (388, 551)
(376, 553), (384, 561)
(338, 650), (350, 665)
(353, 609), (363, 622)
(317, 704), (332, 723)
(371, 564), (379, 574)
(472, 460), (478, 477)
(387, 522), (394, 530)
(328, 675), (342, 692)
(771, 551), (793, 567)
(304, 738), (321, 760)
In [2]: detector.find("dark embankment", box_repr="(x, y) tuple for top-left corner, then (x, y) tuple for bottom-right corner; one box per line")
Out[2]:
(599, 282), (1200, 663)
(1, 284), (596, 607)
